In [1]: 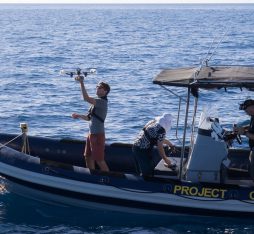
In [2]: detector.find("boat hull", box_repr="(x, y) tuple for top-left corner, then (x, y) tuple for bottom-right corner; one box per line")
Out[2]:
(1, 134), (254, 217)
(2, 169), (254, 217)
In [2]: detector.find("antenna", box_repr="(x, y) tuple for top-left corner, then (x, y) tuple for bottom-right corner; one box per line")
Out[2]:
(200, 27), (230, 67)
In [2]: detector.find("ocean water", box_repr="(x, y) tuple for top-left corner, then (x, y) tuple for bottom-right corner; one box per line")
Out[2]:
(1, 3), (254, 233)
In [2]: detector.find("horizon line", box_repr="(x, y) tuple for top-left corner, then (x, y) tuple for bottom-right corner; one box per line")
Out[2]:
(0, 2), (254, 4)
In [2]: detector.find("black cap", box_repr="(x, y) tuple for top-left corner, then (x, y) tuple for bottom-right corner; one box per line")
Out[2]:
(239, 99), (254, 110)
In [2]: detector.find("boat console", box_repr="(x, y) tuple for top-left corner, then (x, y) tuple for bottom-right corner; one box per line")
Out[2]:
(184, 111), (248, 184)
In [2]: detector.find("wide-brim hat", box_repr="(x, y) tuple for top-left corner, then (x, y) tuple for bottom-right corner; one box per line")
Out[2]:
(155, 113), (172, 132)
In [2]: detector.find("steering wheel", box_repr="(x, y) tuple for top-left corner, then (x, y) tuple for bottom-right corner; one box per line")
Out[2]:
(223, 131), (242, 145)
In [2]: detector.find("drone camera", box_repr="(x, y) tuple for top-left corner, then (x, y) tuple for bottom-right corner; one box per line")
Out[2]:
(76, 68), (81, 76)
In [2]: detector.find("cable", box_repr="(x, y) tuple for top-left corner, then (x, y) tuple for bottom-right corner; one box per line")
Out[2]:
(0, 133), (24, 150)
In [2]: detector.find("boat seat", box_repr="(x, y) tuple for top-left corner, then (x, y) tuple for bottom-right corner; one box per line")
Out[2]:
(221, 158), (250, 181)
(153, 169), (178, 178)
(153, 157), (180, 178)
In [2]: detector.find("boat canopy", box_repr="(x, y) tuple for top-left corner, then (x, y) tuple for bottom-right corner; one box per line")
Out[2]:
(153, 66), (254, 89)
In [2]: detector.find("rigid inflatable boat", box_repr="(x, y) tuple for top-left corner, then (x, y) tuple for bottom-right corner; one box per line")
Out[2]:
(1, 65), (254, 217)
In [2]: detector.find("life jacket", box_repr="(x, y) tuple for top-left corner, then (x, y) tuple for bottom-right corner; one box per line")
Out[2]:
(87, 96), (108, 123)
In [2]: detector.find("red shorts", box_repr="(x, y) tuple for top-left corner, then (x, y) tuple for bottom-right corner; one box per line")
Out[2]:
(84, 133), (105, 161)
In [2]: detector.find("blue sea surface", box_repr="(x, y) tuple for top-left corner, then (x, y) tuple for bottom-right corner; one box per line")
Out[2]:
(1, 3), (254, 233)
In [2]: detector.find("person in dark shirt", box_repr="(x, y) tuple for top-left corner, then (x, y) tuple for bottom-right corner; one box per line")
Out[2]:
(132, 113), (176, 176)
(72, 76), (110, 172)
(234, 99), (254, 178)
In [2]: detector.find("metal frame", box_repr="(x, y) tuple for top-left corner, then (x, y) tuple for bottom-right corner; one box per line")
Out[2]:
(160, 85), (199, 180)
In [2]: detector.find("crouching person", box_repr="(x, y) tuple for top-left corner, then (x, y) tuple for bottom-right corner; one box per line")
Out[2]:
(132, 113), (176, 177)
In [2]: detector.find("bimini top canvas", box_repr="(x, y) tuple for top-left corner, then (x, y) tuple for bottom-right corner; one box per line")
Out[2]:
(153, 66), (254, 89)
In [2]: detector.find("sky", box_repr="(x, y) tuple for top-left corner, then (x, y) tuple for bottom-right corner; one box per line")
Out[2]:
(0, 0), (254, 3)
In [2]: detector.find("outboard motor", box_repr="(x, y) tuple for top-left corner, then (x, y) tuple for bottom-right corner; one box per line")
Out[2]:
(184, 111), (228, 183)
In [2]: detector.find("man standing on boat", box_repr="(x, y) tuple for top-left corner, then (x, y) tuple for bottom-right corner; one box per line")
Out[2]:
(132, 113), (176, 177)
(72, 76), (110, 172)
(235, 99), (254, 178)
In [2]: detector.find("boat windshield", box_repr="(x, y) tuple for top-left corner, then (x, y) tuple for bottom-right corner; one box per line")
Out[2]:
(198, 106), (219, 130)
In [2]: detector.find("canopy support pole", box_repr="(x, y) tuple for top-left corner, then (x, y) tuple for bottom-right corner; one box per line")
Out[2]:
(179, 87), (191, 180)
(160, 85), (187, 144)
(190, 97), (198, 147)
